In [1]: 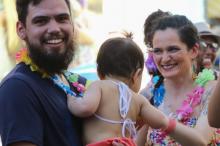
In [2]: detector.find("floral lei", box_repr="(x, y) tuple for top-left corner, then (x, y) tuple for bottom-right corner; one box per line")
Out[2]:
(145, 53), (158, 74)
(149, 69), (215, 145)
(16, 48), (89, 97)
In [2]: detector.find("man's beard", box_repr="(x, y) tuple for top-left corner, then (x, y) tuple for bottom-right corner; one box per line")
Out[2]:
(27, 39), (75, 75)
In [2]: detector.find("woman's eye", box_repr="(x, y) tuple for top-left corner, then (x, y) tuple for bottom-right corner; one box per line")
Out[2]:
(168, 47), (180, 53)
(152, 48), (162, 54)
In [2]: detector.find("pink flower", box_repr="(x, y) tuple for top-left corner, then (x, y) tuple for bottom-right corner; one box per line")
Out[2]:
(176, 86), (203, 121)
(72, 82), (85, 93)
(177, 103), (192, 121)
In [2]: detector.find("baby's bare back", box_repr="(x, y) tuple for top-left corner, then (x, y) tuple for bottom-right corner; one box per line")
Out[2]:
(82, 80), (141, 144)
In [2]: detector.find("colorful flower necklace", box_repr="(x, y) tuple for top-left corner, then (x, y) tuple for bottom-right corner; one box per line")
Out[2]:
(149, 69), (215, 145)
(51, 72), (86, 97)
(16, 48), (89, 97)
(16, 48), (50, 78)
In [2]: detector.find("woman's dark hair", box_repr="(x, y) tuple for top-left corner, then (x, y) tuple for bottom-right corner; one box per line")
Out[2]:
(152, 15), (199, 49)
(144, 9), (171, 48)
(16, 0), (71, 25)
(96, 35), (144, 79)
(143, 10), (171, 88)
(143, 10), (171, 91)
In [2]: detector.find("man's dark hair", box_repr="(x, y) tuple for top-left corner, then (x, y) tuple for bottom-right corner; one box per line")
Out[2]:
(97, 36), (144, 79)
(16, 0), (71, 24)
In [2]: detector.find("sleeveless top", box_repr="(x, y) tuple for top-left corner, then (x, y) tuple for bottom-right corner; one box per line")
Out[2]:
(94, 81), (137, 139)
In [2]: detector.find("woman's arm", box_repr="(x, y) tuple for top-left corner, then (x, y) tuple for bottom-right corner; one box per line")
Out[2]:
(208, 77), (220, 128)
(67, 81), (101, 117)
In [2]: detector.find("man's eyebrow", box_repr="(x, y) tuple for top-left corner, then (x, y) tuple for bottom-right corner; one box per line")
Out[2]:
(58, 12), (70, 15)
(32, 15), (49, 22)
(55, 13), (71, 18)
(31, 13), (71, 22)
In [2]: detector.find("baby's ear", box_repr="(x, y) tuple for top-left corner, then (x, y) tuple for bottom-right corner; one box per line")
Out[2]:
(137, 68), (143, 75)
(132, 68), (143, 82)
(97, 72), (105, 80)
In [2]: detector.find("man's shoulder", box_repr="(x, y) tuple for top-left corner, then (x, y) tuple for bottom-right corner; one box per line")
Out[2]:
(0, 64), (40, 104)
(0, 63), (43, 89)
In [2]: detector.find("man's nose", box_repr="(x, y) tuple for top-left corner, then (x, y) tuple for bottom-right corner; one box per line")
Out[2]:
(47, 20), (61, 34)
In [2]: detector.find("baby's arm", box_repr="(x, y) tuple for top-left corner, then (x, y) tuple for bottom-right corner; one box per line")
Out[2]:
(67, 81), (102, 117)
(139, 94), (169, 129)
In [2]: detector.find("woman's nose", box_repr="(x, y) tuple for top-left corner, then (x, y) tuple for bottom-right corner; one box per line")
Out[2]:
(161, 52), (171, 62)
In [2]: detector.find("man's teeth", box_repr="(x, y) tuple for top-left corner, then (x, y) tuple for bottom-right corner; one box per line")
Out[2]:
(47, 39), (62, 44)
(203, 58), (211, 62)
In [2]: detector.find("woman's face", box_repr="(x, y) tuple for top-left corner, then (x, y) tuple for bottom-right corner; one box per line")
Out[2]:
(152, 28), (197, 79)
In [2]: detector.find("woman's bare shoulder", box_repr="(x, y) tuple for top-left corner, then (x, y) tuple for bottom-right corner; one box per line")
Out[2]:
(139, 85), (152, 100)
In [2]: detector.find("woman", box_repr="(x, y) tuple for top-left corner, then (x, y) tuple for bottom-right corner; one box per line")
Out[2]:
(142, 15), (219, 145)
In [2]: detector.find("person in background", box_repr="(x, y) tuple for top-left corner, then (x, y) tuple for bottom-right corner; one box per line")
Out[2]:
(0, 0), (124, 146)
(140, 9), (171, 105)
(143, 9), (171, 49)
(194, 22), (220, 79)
(138, 11), (172, 144)
(141, 14), (218, 146)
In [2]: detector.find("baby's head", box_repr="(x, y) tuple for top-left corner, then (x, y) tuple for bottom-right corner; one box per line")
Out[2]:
(96, 33), (144, 92)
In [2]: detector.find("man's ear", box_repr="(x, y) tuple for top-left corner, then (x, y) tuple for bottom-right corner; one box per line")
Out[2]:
(16, 21), (26, 40)
(132, 68), (143, 83)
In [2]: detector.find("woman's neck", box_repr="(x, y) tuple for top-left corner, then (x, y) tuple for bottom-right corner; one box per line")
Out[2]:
(164, 73), (195, 99)
(166, 75), (194, 87)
